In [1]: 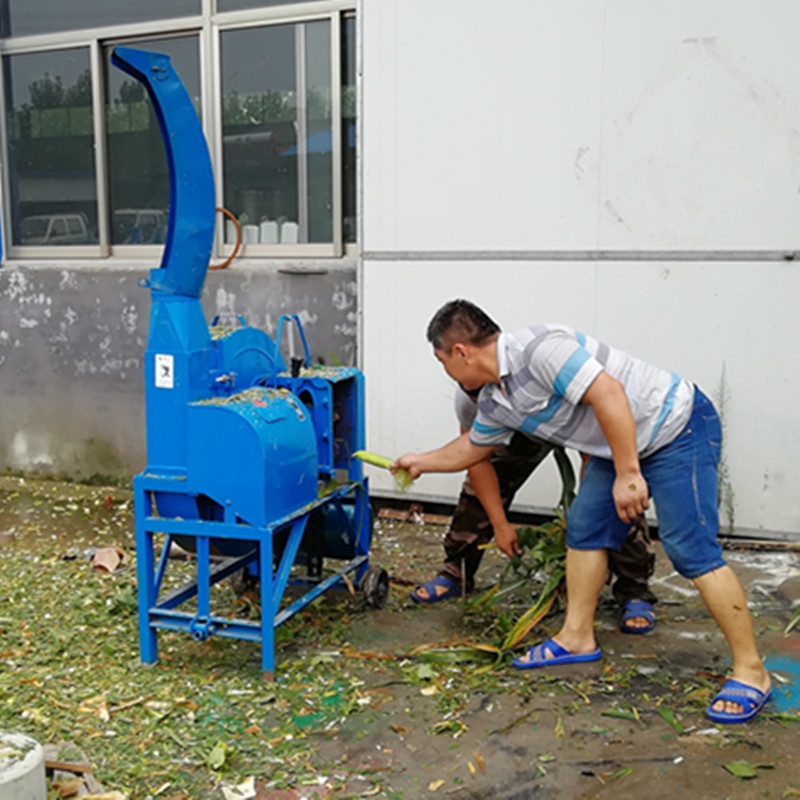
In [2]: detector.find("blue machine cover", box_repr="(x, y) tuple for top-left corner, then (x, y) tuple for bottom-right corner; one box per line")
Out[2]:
(187, 388), (319, 527)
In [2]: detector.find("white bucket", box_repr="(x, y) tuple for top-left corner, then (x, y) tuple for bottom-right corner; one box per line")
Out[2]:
(0, 732), (47, 800)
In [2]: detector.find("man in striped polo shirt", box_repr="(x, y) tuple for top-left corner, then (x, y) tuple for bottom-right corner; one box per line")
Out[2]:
(394, 299), (771, 724)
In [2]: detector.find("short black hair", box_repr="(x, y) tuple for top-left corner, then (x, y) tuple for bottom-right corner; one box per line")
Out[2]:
(426, 299), (500, 353)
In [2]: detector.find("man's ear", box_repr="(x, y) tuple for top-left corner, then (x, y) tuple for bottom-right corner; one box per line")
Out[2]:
(452, 342), (469, 360)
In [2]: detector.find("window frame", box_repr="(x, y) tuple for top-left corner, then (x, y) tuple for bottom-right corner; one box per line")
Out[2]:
(0, 0), (355, 262)
(212, 10), (344, 258)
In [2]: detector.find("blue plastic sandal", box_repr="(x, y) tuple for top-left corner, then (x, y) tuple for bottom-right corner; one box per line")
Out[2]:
(705, 679), (772, 724)
(620, 599), (656, 634)
(512, 637), (602, 669)
(410, 575), (462, 604)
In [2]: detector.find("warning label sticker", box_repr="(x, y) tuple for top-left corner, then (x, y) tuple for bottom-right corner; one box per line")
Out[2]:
(155, 354), (174, 389)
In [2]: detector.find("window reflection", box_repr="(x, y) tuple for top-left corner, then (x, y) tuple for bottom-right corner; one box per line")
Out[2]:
(221, 19), (332, 246)
(1, 0), (199, 39)
(342, 15), (355, 243)
(3, 48), (97, 246)
(105, 37), (200, 245)
(217, 0), (318, 11)
(306, 20), (332, 243)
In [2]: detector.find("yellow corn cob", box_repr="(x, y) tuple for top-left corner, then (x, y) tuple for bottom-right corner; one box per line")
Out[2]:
(353, 450), (413, 491)
(352, 450), (393, 469)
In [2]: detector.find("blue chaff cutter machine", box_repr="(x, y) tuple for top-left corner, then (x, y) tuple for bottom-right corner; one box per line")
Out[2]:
(112, 47), (386, 679)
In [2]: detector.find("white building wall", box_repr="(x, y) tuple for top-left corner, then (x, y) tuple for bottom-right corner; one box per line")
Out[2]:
(360, 0), (800, 538)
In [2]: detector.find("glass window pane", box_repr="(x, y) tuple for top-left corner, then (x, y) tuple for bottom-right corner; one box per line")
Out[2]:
(342, 15), (355, 244)
(105, 37), (200, 246)
(306, 20), (331, 243)
(221, 20), (332, 246)
(1, 0), (200, 39)
(3, 48), (96, 247)
(217, 0), (318, 11)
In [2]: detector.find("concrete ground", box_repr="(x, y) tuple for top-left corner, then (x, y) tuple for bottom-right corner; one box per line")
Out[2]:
(0, 476), (798, 799)
(302, 518), (800, 800)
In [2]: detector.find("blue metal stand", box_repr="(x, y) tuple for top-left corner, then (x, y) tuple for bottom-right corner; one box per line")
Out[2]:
(134, 475), (371, 678)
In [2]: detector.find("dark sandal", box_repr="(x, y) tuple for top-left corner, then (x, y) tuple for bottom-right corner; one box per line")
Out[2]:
(410, 575), (462, 604)
(620, 599), (655, 634)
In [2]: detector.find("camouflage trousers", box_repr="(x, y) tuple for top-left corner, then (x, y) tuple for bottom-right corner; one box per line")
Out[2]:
(439, 434), (657, 605)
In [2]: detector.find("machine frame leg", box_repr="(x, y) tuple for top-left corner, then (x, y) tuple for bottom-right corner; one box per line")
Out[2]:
(259, 530), (275, 679)
(134, 480), (158, 664)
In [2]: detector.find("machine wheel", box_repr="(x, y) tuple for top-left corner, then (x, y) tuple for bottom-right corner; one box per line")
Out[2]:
(361, 567), (389, 609)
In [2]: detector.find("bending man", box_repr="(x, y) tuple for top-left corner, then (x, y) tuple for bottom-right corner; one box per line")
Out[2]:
(395, 299), (771, 724)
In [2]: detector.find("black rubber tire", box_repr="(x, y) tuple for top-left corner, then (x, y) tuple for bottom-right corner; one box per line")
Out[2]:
(361, 567), (389, 609)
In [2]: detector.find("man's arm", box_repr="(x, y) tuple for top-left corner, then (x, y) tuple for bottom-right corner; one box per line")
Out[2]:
(467, 457), (522, 557)
(396, 426), (520, 557)
(581, 371), (649, 523)
(393, 432), (494, 477)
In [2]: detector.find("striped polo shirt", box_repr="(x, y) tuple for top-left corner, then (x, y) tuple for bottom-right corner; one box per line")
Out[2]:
(469, 326), (695, 459)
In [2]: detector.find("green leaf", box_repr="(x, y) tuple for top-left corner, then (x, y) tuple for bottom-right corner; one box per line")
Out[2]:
(417, 647), (499, 666)
(723, 760), (758, 779)
(501, 565), (564, 650)
(430, 719), (467, 736)
(206, 741), (229, 771)
(416, 663), (436, 680)
(552, 447), (577, 510)
(785, 606), (800, 635)
(612, 767), (633, 779)
(602, 709), (638, 720)
(657, 706), (684, 733)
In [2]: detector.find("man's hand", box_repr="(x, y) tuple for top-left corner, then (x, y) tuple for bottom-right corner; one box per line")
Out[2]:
(494, 521), (522, 558)
(613, 471), (649, 523)
(392, 454), (422, 479)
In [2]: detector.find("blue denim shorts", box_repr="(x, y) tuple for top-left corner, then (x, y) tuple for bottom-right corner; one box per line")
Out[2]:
(567, 388), (726, 579)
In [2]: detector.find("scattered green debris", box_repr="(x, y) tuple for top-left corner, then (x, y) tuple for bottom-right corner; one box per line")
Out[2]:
(602, 707), (640, 721)
(612, 766), (634, 779)
(785, 606), (800, 636)
(0, 471), (796, 798)
(657, 706), (684, 733)
(206, 740), (231, 771)
(724, 760), (760, 779)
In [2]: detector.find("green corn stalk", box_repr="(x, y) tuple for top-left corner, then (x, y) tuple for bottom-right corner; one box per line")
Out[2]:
(416, 644), (502, 666)
(501, 563), (565, 650)
(396, 446), (575, 667)
(479, 446), (574, 655)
